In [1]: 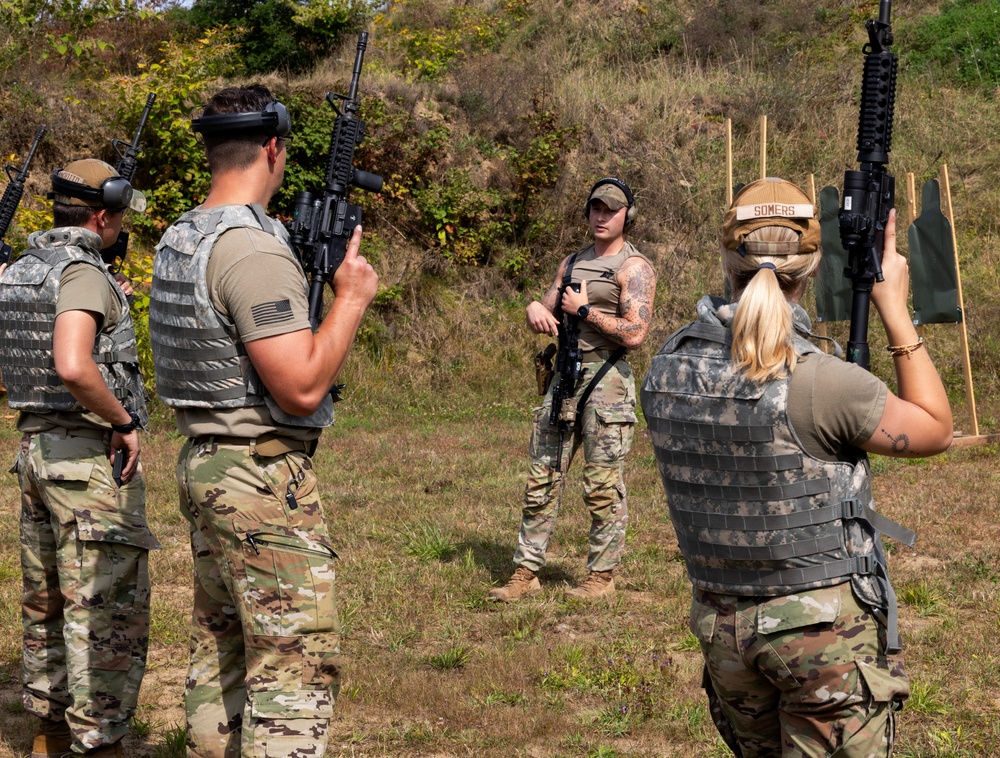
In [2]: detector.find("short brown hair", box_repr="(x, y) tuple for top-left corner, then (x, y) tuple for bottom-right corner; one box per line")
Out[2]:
(201, 85), (277, 173)
(52, 202), (98, 229)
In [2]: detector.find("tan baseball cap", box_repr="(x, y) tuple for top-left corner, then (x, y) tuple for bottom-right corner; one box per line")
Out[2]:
(51, 159), (147, 212)
(722, 177), (819, 255)
(587, 182), (629, 211)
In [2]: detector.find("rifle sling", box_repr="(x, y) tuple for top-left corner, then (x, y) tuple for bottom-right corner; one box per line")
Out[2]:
(576, 347), (626, 416)
(560, 251), (627, 416)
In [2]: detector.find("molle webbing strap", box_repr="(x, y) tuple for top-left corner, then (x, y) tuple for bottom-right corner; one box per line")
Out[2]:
(151, 276), (194, 295)
(152, 324), (233, 344)
(672, 496), (870, 532)
(680, 321), (730, 345)
(160, 384), (247, 403)
(0, 301), (54, 315)
(152, 326), (236, 352)
(663, 476), (831, 502)
(95, 348), (138, 364)
(860, 504), (917, 548)
(4, 372), (62, 387)
(691, 554), (876, 589)
(879, 563), (903, 653)
(646, 415), (774, 443)
(0, 349), (53, 365)
(677, 532), (846, 562)
(657, 449), (802, 472)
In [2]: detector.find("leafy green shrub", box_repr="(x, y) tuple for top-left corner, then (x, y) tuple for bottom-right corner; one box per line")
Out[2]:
(103, 26), (238, 239)
(375, 0), (531, 81)
(185, 0), (375, 76)
(411, 168), (507, 263)
(502, 103), (582, 252)
(905, 0), (1000, 90)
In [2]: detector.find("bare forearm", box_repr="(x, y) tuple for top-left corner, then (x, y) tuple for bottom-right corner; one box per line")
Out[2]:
(882, 312), (952, 432)
(59, 365), (133, 426)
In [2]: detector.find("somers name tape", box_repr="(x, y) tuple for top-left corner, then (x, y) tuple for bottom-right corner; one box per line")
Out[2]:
(735, 202), (814, 220)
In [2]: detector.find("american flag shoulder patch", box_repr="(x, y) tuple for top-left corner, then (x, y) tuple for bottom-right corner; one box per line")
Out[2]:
(251, 299), (294, 327)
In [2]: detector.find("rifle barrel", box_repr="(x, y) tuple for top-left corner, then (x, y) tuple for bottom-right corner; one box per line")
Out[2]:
(347, 32), (368, 102)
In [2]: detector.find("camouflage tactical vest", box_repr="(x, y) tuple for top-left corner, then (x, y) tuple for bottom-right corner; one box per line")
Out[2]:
(640, 296), (913, 652)
(0, 227), (149, 424)
(150, 203), (334, 428)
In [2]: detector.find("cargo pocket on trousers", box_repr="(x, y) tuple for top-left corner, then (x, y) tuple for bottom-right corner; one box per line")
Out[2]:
(590, 407), (636, 465)
(856, 655), (910, 703)
(689, 596), (718, 647)
(234, 520), (341, 638)
(74, 508), (157, 671)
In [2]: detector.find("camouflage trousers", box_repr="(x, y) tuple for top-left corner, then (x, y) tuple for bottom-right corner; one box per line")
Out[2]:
(690, 581), (909, 757)
(177, 436), (342, 758)
(513, 358), (636, 573)
(15, 430), (158, 753)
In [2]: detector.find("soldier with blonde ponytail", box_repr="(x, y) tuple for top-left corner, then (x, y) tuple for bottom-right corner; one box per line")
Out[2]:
(641, 177), (953, 757)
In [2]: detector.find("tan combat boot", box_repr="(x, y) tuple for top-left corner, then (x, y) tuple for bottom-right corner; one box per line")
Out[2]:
(31, 718), (72, 758)
(488, 566), (542, 602)
(565, 570), (615, 600)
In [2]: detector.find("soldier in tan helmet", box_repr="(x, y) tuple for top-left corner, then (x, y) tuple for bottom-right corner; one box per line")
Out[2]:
(0, 158), (158, 758)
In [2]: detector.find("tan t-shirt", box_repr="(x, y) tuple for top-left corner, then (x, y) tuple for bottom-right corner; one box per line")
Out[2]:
(787, 351), (888, 462)
(568, 241), (650, 353)
(18, 262), (123, 433)
(173, 225), (320, 440)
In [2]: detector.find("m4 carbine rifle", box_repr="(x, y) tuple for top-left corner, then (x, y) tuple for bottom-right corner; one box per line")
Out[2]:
(103, 92), (155, 270)
(548, 282), (585, 473)
(0, 126), (47, 265)
(839, 0), (897, 371)
(289, 31), (384, 330)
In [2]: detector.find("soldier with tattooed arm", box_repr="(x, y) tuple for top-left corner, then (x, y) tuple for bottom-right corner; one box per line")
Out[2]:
(490, 178), (656, 602)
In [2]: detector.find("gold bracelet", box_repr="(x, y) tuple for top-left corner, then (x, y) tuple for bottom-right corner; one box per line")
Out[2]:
(886, 336), (926, 357)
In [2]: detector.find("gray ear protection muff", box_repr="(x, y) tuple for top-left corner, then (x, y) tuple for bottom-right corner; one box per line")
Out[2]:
(191, 100), (292, 138)
(584, 177), (637, 227)
(49, 171), (134, 211)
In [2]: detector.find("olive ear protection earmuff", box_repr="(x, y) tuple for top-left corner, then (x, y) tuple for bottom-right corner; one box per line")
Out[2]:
(49, 171), (134, 211)
(584, 177), (637, 227)
(191, 100), (291, 138)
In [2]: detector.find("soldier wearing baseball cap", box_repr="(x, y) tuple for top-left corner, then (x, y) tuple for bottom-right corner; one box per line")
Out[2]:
(640, 176), (952, 757)
(490, 177), (656, 603)
(0, 156), (157, 758)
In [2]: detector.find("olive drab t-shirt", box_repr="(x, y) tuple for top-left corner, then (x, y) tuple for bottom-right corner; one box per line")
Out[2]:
(172, 225), (320, 441)
(567, 241), (650, 354)
(17, 263), (125, 434)
(788, 351), (888, 462)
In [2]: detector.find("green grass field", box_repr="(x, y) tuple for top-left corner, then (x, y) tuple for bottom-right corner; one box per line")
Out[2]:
(1, 385), (998, 757)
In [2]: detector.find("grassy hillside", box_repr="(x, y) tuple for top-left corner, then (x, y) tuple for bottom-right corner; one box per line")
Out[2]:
(1, 2), (1000, 756)
(1, 0), (999, 427)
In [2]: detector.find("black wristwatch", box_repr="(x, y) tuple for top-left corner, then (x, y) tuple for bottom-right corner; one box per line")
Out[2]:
(577, 303), (591, 320)
(111, 409), (141, 434)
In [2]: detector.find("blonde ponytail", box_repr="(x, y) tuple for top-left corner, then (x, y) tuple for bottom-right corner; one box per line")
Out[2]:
(723, 226), (821, 382)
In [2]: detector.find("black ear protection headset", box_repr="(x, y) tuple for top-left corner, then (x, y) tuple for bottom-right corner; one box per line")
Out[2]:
(584, 177), (637, 228)
(49, 171), (134, 211)
(191, 100), (292, 138)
